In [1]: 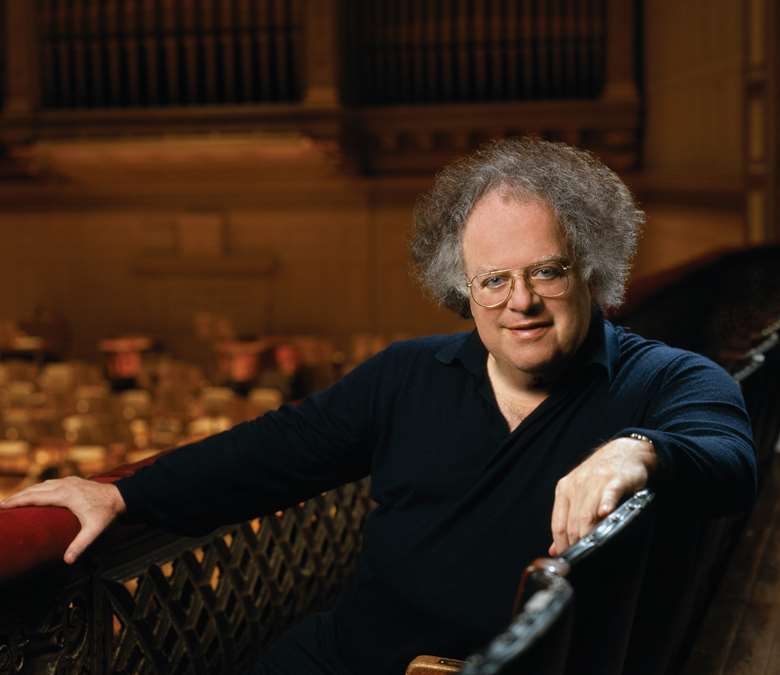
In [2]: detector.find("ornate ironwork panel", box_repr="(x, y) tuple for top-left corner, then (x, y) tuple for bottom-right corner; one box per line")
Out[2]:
(0, 479), (372, 675)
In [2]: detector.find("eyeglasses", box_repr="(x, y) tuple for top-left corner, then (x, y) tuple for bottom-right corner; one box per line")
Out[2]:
(466, 260), (573, 308)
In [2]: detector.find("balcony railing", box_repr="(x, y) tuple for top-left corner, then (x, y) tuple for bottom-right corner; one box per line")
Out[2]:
(0, 459), (372, 674)
(1, 0), (640, 174)
(38, 0), (304, 109)
(343, 0), (607, 106)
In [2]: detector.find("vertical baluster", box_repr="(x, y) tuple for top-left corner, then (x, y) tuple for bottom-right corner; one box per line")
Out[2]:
(592, 0), (605, 95)
(364, 0), (376, 104)
(375, 0), (386, 104)
(385, 0), (401, 103)
(521, 0), (533, 99)
(585, 0), (596, 96)
(373, 0), (385, 104)
(571, 0), (585, 97)
(390, 0), (401, 104)
(286, 0), (301, 101)
(387, 0), (398, 103)
(537, 0), (549, 99)
(274, 0), (290, 101)
(253, 0), (268, 101)
(71, 0), (87, 107)
(160, 0), (177, 104)
(583, 0), (592, 94)
(40, 0), (56, 106)
(200, 0), (217, 102)
(395, 0), (406, 103)
(272, 0), (285, 101)
(583, 0), (593, 95)
(87, 0), (103, 106)
(413, 0), (426, 103)
(491, 0), (503, 100)
(179, 0), (198, 103)
(386, 0), (398, 104)
(412, 0), (422, 103)
(141, 0), (159, 105)
(450, 0), (460, 101)
(551, 0), (563, 97)
(563, 0), (574, 97)
(490, 0), (503, 100)
(414, 0), (430, 103)
(217, 0), (235, 102)
(122, 0), (140, 105)
(104, 0), (120, 105)
(408, 0), (420, 103)
(452, 0), (462, 101)
(354, 0), (369, 104)
(54, 0), (70, 106)
(400, 0), (409, 103)
(438, 0), (452, 101)
(505, 0), (518, 100)
(454, 0), (467, 101)
(266, 0), (278, 100)
(424, 0), (436, 102)
(237, 0), (254, 102)
(467, 0), (487, 101)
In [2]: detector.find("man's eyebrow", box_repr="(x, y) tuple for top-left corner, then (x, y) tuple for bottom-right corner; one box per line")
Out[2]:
(474, 255), (568, 274)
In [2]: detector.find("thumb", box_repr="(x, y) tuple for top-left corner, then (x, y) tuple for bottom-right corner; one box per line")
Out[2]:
(64, 524), (103, 565)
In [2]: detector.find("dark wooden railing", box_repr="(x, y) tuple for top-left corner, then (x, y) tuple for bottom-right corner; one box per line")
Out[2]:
(38, 0), (304, 109)
(344, 0), (607, 105)
(1, 0), (640, 173)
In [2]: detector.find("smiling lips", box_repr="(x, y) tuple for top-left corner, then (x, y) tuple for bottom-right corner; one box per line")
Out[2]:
(503, 322), (552, 337)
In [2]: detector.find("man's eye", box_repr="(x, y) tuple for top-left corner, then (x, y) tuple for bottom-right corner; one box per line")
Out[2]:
(481, 275), (509, 289)
(531, 265), (562, 280)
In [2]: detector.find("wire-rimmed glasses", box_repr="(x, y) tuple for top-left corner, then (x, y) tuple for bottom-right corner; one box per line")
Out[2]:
(467, 260), (573, 308)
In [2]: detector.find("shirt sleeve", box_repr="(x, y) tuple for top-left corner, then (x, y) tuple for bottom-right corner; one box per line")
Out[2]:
(618, 352), (757, 515)
(115, 350), (388, 535)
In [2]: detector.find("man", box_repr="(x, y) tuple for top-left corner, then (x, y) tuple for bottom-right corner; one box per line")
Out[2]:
(0, 138), (756, 675)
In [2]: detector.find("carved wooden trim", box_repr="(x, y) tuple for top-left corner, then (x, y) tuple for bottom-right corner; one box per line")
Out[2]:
(743, 0), (778, 242)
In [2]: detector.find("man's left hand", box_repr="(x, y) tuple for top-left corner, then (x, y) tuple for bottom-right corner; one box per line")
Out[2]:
(549, 436), (657, 557)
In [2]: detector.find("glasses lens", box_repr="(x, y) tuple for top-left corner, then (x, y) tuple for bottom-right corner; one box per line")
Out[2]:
(471, 263), (569, 306)
(471, 271), (514, 307)
(528, 263), (569, 298)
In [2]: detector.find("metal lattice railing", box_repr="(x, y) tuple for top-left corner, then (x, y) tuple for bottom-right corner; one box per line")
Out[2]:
(0, 479), (373, 675)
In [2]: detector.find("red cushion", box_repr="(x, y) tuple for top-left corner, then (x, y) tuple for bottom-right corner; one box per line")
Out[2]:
(0, 450), (169, 582)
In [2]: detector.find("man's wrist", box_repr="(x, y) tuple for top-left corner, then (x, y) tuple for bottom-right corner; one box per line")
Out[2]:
(622, 432), (659, 473)
(108, 483), (128, 516)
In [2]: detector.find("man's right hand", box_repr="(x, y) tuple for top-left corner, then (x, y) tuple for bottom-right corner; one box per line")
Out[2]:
(0, 476), (127, 564)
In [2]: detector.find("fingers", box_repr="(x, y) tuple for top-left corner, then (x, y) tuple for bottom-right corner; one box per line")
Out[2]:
(549, 437), (655, 555)
(550, 482), (571, 556)
(0, 482), (63, 508)
(597, 479), (623, 518)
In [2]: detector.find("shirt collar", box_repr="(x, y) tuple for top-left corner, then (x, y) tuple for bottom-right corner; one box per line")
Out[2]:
(435, 309), (619, 382)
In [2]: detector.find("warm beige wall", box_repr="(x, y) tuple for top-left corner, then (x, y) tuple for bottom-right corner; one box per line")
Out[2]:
(0, 170), (465, 360)
(638, 0), (748, 278)
(643, 0), (743, 174)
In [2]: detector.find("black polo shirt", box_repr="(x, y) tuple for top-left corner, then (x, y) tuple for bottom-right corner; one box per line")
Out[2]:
(117, 316), (756, 675)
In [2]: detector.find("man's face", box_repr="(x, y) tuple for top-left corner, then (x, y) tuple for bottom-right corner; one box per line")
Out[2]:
(462, 189), (593, 384)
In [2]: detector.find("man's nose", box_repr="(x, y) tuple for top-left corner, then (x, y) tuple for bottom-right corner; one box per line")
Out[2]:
(506, 275), (539, 311)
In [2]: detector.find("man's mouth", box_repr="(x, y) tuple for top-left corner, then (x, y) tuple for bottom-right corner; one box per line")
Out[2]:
(503, 322), (552, 336)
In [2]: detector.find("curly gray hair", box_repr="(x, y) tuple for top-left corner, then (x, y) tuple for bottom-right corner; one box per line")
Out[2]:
(410, 137), (645, 318)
